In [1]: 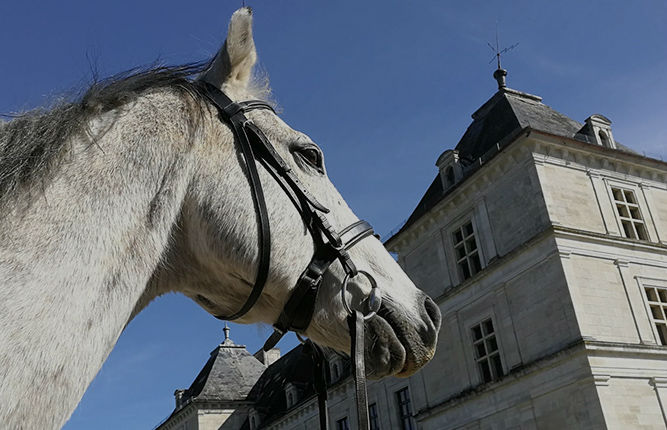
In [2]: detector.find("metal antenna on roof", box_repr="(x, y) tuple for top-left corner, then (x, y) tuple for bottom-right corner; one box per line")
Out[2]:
(487, 23), (518, 89)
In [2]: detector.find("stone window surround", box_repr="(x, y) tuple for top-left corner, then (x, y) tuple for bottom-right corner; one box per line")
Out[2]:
(637, 277), (667, 346)
(285, 382), (298, 408)
(470, 317), (504, 383)
(599, 176), (658, 242)
(451, 220), (483, 281)
(443, 213), (488, 285)
(335, 416), (350, 430)
(368, 402), (380, 430)
(248, 409), (260, 430)
(395, 386), (416, 430)
(459, 309), (509, 386)
(609, 185), (649, 240)
(329, 355), (343, 383)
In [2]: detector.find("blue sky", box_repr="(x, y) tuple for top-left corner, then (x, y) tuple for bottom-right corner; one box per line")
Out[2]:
(1, 1), (665, 429)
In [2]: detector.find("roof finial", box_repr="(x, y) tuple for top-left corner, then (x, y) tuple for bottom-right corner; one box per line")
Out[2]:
(223, 322), (230, 343)
(487, 23), (518, 90)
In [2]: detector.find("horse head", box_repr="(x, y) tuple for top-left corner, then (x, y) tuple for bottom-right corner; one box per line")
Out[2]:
(156, 8), (441, 378)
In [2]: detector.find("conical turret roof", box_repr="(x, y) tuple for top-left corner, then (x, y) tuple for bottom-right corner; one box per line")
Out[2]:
(180, 329), (266, 403)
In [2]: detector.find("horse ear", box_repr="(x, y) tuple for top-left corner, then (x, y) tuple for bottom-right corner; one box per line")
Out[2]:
(199, 7), (257, 90)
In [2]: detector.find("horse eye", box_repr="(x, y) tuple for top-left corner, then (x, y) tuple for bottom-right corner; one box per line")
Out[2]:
(298, 147), (322, 169)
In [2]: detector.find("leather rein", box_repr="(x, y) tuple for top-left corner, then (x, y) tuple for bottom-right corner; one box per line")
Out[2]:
(197, 80), (379, 430)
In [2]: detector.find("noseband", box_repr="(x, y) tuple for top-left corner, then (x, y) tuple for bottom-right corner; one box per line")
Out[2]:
(197, 80), (378, 430)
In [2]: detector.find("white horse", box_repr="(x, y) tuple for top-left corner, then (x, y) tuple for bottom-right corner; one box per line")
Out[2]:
(0, 8), (441, 429)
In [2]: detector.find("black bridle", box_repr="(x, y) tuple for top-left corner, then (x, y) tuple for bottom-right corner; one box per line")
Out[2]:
(197, 80), (379, 430)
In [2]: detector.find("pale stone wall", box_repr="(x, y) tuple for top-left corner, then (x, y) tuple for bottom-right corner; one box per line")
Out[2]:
(483, 151), (550, 257)
(198, 408), (242, 430)
(596, 377), (665, 429)
(564, 255), (640, 343)
(502, 252), (579, 362)
(646, 186), (667, 243)
(403, 235), (450, 299)
(418, 351), (604, 430)
(537, 162), (607, 233)
(413, 236), (580, 408)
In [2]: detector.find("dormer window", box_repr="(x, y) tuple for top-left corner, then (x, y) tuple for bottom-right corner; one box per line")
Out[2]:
(582, 114), (616, 149)
(329, 356), (343, 382)
(599, 130), (610, 147)
(249, 409), (260, 430)
(436, 149), (463, 191)
(285, 383), (298, 408)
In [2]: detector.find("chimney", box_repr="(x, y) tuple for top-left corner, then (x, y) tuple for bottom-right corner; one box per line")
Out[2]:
(254, 348), (281, 366)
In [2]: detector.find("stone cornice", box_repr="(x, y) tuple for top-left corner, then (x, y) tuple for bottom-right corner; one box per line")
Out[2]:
(530, 130), (667, 186)
(553, 225), (667, 264)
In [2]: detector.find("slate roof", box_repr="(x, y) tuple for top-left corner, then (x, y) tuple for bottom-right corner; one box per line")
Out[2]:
(385, 84), (639, 245)
(455, 88), (582, 164)
(180, 338), (267, 404)
(246, 345), (350, 427)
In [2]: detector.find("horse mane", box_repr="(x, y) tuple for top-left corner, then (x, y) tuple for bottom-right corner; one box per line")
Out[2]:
(0, 62), (214, 204)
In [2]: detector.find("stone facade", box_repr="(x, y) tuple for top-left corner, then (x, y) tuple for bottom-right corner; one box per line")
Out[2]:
(156, 71), (667, 429)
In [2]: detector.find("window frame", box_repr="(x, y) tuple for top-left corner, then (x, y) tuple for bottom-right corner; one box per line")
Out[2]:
(285, 383), (298, 409)
(638, 278), (667, 346)
(329, 356), (343, 383)
(448, 217), (485, 283)
(600, 178), (655, 242)
(395, 387), (415, 430)
(608, 185), (649, 241)
(368, 402), (380, 430)
(335, 416), (350, 430)
(468, 316), (505, 384)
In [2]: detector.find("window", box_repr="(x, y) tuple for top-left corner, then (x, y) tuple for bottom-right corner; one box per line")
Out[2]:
(285, 383), (298, 408)
(395, 388), (415, 430)
(333, 363), (340, 380)
(471, 318), (504, 383)
(336, 417), (350, 430)
(611, 187), (648, 240)
(599, 130), (610, 147)
(330, 356), (343, 383)
(645, 286), (667, 345)
(452, 221), (482, 280)
(369, 403), (380, 430)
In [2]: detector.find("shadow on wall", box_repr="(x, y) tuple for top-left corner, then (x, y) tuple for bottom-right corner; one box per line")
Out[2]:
(217, 409), (250, 430)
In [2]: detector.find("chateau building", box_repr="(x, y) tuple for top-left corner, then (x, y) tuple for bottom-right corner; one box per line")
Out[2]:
(156, 68), (667, 430)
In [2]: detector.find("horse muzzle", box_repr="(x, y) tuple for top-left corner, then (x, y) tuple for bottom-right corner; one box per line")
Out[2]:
(365, 292), (441, 378)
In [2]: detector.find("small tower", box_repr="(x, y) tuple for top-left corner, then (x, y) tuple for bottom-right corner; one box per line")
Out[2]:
(156, 326), (267, 430)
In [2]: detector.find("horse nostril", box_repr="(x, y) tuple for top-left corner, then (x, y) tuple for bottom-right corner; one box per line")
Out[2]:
(424, 296), (442, 333)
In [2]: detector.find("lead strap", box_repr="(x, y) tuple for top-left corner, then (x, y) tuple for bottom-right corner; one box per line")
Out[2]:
(348, 310), (370, 430)
(307, 341), (330, 430)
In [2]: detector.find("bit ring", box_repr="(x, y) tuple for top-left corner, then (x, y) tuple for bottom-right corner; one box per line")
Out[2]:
(341, 270), (381, 320)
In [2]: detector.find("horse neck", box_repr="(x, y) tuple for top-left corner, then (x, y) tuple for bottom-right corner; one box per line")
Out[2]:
(0, 92), (195, 429)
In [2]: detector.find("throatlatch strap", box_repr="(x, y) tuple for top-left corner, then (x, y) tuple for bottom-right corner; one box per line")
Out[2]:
(348, 310), (370, 430)
(218, 123), (272, 320)
(199, 80), (273, 321)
